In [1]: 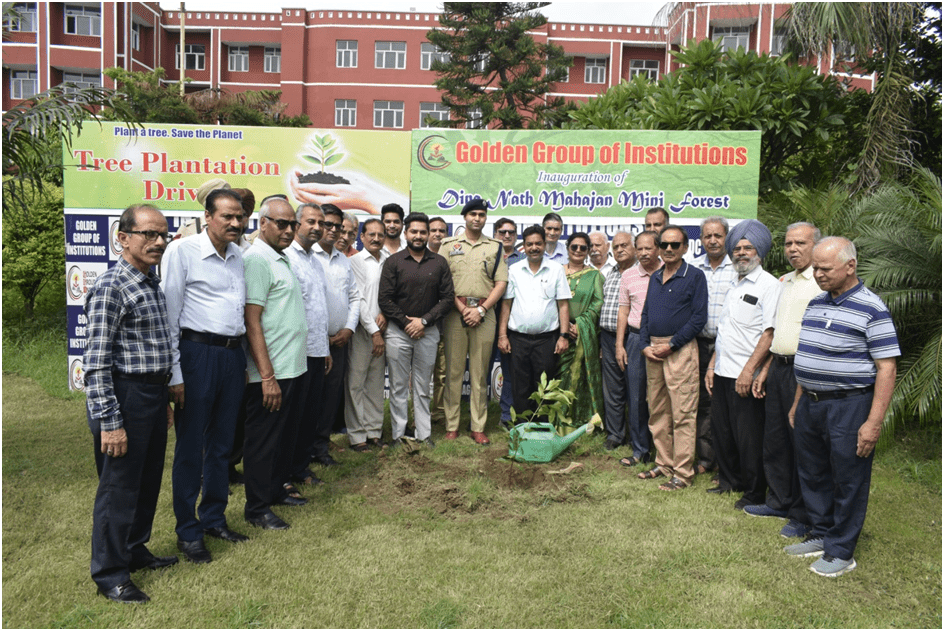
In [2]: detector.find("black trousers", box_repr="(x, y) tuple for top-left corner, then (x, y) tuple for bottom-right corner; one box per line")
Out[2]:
(508, 330), (558, 420)
(711, 375), (766, 503)
(90, 376), (168, 591)
(243, 376), (303, 519)
(763, 359), (807, 522)
(292, 356), (326, 480)
(314, 344), (347, 459)
(696, 337), (716, 469)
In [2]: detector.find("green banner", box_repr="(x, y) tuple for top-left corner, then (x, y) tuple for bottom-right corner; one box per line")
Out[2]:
(65, 123), (410, 214)
(411, 129), (761, 222)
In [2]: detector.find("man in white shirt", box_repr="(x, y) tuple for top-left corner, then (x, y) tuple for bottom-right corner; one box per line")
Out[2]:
(705, 219), (782, 510)
(285, 203), (333, 487)
(588, 231), (616, 277)
(162, 188), (249, 564)
(312, 204), (360, 466)
(497, 225), (571, 418)
(345, 218), (389, 451)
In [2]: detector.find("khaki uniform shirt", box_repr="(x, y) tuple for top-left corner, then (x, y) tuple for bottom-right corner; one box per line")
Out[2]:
(441, 234), (508, 300)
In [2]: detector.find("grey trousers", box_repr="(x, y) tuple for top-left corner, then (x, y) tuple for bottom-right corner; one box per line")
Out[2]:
(385, 322), (439, 441)
(344, 326), (386, 444)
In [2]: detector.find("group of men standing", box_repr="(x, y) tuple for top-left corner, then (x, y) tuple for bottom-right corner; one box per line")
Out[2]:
(84, 195), (899, 604)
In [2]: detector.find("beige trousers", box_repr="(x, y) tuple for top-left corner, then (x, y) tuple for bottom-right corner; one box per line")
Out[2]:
(443, 309), (496, 433)
(646, 336), (699, 484)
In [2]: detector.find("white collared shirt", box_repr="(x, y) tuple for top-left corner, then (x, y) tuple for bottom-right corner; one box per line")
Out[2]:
(313, 242), (361, 336)
(285, 240), (330, 358)
(770, 265), (821, 356)
(505, 257), (572, 335)
(714, 265), (782, 379)
(161, 231), (246, 385)
(350, 248), (389, 335)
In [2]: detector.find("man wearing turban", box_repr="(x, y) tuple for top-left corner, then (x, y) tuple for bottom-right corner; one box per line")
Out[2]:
(704, 219), (782, 510)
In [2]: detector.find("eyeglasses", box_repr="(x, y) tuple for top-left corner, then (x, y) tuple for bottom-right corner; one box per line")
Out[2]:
(322, 221), (342, 231)
(569, 244), (588, 253)
(125, 230), (171, 242)
(659, 241), (683, 250)
(496, 229), (516, 236)
(269, 219), (299, 231)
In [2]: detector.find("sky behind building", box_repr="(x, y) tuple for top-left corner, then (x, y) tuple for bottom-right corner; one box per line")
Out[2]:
(158, 1), (667, 26)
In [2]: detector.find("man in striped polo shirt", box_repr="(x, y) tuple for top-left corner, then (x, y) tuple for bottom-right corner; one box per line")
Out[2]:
(785, 237), (899, 577)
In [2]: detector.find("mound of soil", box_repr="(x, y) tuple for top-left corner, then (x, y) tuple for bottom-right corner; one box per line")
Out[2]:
(297, 172), (351, 185)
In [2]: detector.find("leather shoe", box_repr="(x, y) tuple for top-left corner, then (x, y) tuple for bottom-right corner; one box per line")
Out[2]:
(99, 580), (150, 604)
(275, 494), (308, 506)
(444, 431), (459, 440)
(705, 486), (730, 495)
(312, 454), (339, 467)
(471, 431), (490, 445)
(129, 554), (178, 572)
(177, 538), (212, 564)
(246, 510), (290, 530)
(205, 526), (249, 543)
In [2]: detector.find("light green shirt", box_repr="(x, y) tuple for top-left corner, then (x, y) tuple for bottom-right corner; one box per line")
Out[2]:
(244, 240), (307, 382)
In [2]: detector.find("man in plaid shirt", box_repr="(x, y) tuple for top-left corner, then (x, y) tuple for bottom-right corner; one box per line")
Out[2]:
(84, 204), (176, 604)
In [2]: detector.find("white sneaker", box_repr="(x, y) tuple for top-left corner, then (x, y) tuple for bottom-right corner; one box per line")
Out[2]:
(783, 536), (824, 557)
(810, 555), (857, 577)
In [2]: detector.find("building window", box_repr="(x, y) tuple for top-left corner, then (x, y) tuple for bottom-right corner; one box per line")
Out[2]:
(713, 25), (751, 52)
(64, 4), (101, 36)
(834, 40), (855, 63)
(9, 3), (37, 32)
(61, 71), (101, 93)
(472, 52), (488, 73)
(131, 23), (141, 51)
(264, 47), (281, 73)
(629, 59), (659, 81)
(419, 102), (449, 127)
(375, 41), (406, 69)
(771, 27), (787, 56)
(175, 44), (206, 70)
(421, 43), (449, 70)
(584, 58), (607, 83)
(466, 107), (483, 129)
(335, 99), (356, 127)
(228, 46), (249, 72)
(11, 70), (37, 100)
(373, 100), (404, 128)
(336, 40), (357, 68)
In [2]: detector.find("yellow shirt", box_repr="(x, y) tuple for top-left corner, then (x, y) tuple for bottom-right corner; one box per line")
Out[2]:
(770, 265), (822, 356)
(441, 234), (508, 299)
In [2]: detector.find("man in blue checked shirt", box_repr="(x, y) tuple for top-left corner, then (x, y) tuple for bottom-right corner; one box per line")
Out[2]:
(84, 204), (176, 604)
(784, 237), (899, 578)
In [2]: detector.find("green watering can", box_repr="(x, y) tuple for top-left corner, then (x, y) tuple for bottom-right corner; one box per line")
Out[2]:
(506, 414), (602, 463)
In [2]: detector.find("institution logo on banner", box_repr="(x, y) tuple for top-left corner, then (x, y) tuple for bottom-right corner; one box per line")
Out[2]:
(109, 219), (123, 259)
(66, 264), (106, 304)
(69, 357), (85, 392)
(416, 134), (452, 171)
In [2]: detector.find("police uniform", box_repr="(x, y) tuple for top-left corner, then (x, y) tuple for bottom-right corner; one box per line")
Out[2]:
(441, 233), (508, 434)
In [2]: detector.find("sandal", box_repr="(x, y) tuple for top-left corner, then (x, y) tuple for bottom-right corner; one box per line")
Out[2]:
(619, 456), (641, 467)
(659, 477), (689, 491)
(367, 438), (383, 449)
(637, 467), (665, 480)
(283, 482), (304, 498)
(350, 442), (370, 452)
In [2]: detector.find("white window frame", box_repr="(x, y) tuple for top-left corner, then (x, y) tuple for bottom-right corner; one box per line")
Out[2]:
(131, 22), (141, 51)
(9, 3), (37, 32)
(770, 27), (787, 56)
(834, 40), (856, 63)
(61, 71), (101, 93)
(11, 70), (38, 99)
(335, 99), (356, 127)
(584, 57), (607, 84)
(465, 107), (483, 130)
(175, 44), (206, 71)
(421, 43), (449, 70)
(373, 100), (404, 128)
(375, 41), (406, 69)
(629, 59), (659, 81)
(419, 102), (449, 128)
(264, 47), (281, 73)
(336, 40), (358, 68)
(64, 4), (101, 36)
(228, 45), (249, 72)
(713, 25), (751, 53)
(472, 52), (488, 73)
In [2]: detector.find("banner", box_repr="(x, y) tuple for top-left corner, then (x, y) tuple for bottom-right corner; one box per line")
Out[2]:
(411, 129), (761, 224)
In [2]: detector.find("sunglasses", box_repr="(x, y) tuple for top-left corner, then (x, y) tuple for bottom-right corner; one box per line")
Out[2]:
(569, 244), (589, 253)
(124, 230), (171, 242)
(659, 241), (683, 250)
(496, 229), (516, 236)
(269, 219), (300, 231)
(322, 221), (342, 231)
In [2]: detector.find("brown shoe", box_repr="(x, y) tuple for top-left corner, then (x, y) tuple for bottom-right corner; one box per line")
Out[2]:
(444, 431), (459, 440)
(470, 431), (490, 445)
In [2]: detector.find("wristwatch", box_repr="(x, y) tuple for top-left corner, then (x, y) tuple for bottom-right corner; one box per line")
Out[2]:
(421, 318), (429, 327)
(477, 306), (486, 317)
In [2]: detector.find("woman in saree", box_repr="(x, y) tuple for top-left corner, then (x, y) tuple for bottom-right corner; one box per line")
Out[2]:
(556, 232), (604, 435)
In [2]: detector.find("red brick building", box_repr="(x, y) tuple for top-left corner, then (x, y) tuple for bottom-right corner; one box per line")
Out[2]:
(2, 2), (875, 124)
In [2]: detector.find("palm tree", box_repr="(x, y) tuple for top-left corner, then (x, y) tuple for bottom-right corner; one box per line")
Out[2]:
(785, 2), (923, 191)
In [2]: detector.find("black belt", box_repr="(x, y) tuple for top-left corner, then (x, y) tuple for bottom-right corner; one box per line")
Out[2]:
(772, 353), (794, 366)
(803, 385), (874, 402)
(627, 325), (640, 335)
(113, 371), (171, 385)
(181, 329), (244, 349)
(509, 330), (557, 341)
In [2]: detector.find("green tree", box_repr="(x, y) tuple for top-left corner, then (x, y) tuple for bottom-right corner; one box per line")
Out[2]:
(426, 2), (573, 129)
(562, 39), (850, 193)
(2, 180), (65, 317)
(785, 2), (924, 190)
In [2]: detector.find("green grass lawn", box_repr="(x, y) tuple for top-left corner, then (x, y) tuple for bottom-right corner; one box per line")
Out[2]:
(2, 284), (941, 627)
